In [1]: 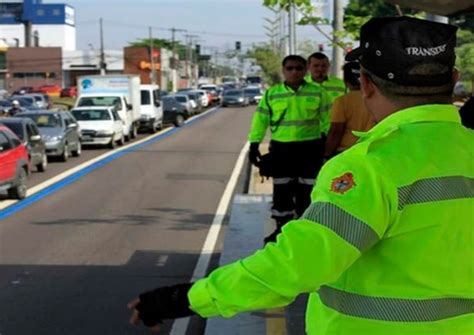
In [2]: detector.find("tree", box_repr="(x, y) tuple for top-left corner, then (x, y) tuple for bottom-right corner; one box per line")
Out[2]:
(456, 29), (474, 92)
(247, 44), (282, 85)
(129, 38), (192, 60)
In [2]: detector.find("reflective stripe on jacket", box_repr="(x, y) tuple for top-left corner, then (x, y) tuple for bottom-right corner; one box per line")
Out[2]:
(248, 82), (330, 143)
(189, 104), (474, 334)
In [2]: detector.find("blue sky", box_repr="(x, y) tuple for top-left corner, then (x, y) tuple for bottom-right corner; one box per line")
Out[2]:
(50, 0), (336, 53)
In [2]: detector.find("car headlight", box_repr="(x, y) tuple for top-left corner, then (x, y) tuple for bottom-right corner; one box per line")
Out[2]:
(96, 130), (114, 136)
(45, 135), (63, 142)
(238, 97), (244, 102)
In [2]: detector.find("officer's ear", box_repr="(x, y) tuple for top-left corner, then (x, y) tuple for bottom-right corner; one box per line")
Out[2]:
(453, 68), (460, 84)
(360, 70), (376, 99)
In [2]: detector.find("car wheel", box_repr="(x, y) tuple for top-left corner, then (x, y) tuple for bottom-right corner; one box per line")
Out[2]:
(8, 168), (28, 200)
(61, 144), (69, 162)
(72, 141), (82, 157)
(150, 122), (157, 134)
(118, 133), (125, 146)
(108, 135), (116, 149)
(174, 114), (185, 127)
(36, 154), (48, 172)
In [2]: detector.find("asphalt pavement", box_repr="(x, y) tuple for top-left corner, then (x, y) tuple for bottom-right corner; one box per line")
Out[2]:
(0, 105), (254, 335)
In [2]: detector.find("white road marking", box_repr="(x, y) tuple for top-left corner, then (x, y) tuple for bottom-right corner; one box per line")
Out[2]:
(0, 107), (219, 212)
(156, 255), (168, 267)
(170, 141), (250, 335)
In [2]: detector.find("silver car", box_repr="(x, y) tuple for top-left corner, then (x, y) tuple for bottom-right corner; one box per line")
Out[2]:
(16, 110), (82, 162)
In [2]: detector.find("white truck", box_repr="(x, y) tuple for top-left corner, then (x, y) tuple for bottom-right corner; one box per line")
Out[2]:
(139, 84), (163, 133)
(75, 75), (141, 141)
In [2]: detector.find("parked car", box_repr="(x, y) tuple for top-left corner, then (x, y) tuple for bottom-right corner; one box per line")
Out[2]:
(16, 110), (82, 161)
(170, 94), (194, 116)
(162, 96), (188, 127)
(71, 107), (125, 148)
(12, 86), (35, 95)
(0, 125), (29, 199)
(200, 84), (220, 103)
(243, 87), (264, 104)
(186, 92), (202, 113)
(60, 86), (77, 98)
(189, 89), (209, 108)
(221, 89), (250, 107)
(0, 117), (47, 172)
(37, 84), (61, 96)
(27, 93), (51, 109)
(10, 95), (36, 107)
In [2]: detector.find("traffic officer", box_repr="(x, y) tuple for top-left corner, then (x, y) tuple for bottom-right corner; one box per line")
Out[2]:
(129, 17), (474, 334)
(8, 100), (22, 117)
(248, 54), (329, 243)
(305, 52), (346, 133)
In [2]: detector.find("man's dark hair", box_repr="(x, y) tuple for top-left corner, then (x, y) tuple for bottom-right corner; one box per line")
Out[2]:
(343, 62), (361, 88)
(282, 55), (307, 67)
(308, 52), (329, 63)
(362, 63), (455, 106)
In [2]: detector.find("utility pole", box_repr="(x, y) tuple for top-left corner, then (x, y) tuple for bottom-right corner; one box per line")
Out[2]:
(291, 2), (297, 54)
(332, 0), (343, 78)
(149, 26), (156, 84)
(288, 2), (294, 54)
(170, 27), (186, 91)
(99, 17), (106, 75)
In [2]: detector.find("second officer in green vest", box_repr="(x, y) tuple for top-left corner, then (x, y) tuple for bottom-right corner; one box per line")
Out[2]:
(248, 55), (329, 243)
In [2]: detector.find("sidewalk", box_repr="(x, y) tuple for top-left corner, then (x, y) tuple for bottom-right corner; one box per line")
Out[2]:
(205, 144), (307, 335)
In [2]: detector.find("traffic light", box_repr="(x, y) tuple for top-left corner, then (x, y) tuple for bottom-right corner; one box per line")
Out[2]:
(195, 44), (201, 55)
(235, 41), (241, 51)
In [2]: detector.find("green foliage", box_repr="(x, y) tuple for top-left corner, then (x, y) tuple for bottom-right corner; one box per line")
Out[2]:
(344, 0), (418, 40)
(456, 30), (474, 82)
(263, 0), (311, 11)
(247, 44), (282, 85)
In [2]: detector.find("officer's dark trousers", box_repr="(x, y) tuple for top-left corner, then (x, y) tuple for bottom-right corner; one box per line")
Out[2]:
(270, 139), (325, 227)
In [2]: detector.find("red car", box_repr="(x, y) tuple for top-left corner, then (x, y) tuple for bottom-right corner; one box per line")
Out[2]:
(37, 84), (62, 97)
(60, 86), (77, 98)
(0, 125), (29, 199)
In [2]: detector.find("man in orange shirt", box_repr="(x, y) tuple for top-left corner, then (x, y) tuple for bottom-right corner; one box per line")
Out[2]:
(324, 62), (375, 158)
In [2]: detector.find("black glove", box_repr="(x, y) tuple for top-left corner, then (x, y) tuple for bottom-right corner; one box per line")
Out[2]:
(135, 283), (195, 327)
(248, 143), (261, 166)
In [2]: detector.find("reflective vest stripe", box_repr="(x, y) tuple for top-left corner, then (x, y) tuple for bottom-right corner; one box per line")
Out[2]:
(398, 176), (474, 210)
(319, 286), (474, 322)
(268, 93), (294, 100)
(298, 177), (315, 185)
(278, 120), (320, 127)
(271, 209), (295, 217)
(256, 106), (270, 115)
(302, 202), (379, 252)
(320, 104), (332, 113)
(273, 177), (294, 185)
(324, 86), (346, 93)
(295, 92), (322, 98)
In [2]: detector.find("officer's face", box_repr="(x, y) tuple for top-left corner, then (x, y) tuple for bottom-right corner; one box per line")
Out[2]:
(282, 60), (307, 85)
(308, 58), (330, 83)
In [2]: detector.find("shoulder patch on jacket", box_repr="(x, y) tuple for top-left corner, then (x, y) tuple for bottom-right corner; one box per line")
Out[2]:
(331, 173), (356, 194)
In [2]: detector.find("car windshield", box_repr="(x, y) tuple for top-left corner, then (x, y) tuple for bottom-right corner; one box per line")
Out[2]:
(78, 97), (122, 108)
(244, 89), (261, 95)
(72, 109), (112, 121)
(224, 90), (242, 96)
(2, 122), (25, 140)
(174, 96), (187, 103)
(22, 114), (61, 128)
(0, 100), (12, 107)
(141, 90), (151, 105)
(33, 96), (42, 102)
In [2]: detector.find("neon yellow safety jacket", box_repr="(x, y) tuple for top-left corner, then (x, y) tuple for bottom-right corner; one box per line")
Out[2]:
(305, 74), (346, 104)
(248, 82), (330, 143)
(189, 104), (474, 334)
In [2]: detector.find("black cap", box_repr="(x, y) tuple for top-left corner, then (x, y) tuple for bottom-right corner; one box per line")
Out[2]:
(346, 16), (458, 86)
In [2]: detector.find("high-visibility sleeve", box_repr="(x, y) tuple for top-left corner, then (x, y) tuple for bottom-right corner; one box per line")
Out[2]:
(319, 89), (332, 135)
(248, 92), (270, 143)
(188, 154), (395, 318)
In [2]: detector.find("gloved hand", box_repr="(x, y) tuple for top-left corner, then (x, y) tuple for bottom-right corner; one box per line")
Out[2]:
(128, 283), (195, 329)
(248, 142), (261, 166)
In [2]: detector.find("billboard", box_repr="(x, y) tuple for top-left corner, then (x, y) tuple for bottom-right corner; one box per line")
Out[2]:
(0, 2), (23, 20)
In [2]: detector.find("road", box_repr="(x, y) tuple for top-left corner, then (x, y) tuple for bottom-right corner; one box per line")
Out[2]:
(0, 105), (254, 335)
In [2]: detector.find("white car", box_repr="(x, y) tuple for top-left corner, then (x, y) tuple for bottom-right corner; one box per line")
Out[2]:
(71, 107), (125, 149)
(191, 89), (209, 107)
